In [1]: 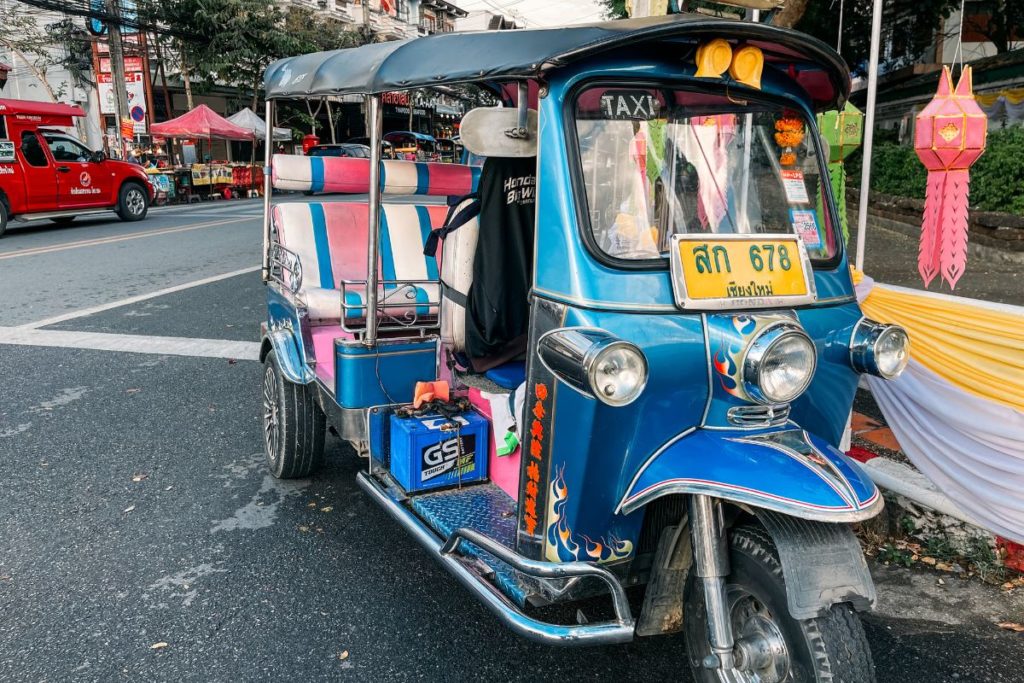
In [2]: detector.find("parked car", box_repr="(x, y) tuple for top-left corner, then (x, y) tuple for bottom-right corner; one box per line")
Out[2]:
(0, 98), (153, 237)
(307, 143), (372, 159)
(345, 137), (396, 159)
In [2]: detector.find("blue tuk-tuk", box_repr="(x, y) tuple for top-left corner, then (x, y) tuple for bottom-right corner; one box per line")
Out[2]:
(259, 14), (909, 681)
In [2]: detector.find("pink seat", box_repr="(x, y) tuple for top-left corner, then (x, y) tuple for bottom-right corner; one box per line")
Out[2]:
(271, 154), (480, 196)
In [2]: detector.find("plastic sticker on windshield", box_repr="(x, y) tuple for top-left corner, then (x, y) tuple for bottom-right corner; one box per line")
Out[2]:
(0, 141), (14, 164)
(790, 209), (822, 248)
(781, 170), (810, 204)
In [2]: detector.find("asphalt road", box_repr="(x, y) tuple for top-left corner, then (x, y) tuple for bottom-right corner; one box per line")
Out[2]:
(0, 201), (1021, 682)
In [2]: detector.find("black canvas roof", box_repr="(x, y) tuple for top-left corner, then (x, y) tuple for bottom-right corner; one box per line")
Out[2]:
(264, 14), (850, 109)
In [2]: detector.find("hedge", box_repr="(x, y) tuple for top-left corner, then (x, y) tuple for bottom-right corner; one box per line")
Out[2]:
(846, 126), (1024, 216)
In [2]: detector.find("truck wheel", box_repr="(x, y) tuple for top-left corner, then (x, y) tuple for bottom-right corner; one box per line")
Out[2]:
(262, 350), (326, 479)
(116, 182), (149, 222)
(684, 524), (875, 683)
(0, 198), (8, 238)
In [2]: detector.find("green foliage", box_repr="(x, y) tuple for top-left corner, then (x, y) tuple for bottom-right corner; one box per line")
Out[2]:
(878, 543), (914, 567)
(600, 0), (628, 19)
(971, 126), (1024, 215)
(847, 128), (1024, 216)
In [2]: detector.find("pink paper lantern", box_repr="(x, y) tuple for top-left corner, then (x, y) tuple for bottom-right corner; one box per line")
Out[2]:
(913, 65), (988, 289)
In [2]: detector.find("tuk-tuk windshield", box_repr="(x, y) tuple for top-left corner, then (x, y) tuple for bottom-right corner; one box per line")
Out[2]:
(575, 86), (838, 263)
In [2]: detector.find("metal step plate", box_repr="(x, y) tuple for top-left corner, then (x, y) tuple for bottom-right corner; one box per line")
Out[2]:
(411, 483), (535, 607)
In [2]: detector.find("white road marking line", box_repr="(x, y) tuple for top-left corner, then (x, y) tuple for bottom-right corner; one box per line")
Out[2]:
(0, 217), (251, 260)
(0, 327), (261, 361)
(19, 265), (261, 329)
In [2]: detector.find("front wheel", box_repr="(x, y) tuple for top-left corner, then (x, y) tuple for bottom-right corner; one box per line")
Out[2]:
(116, 182), (149, 221)
(0, 198), (8, 238)
(684, 525), (875, 683)
(262, 350), (326, 478)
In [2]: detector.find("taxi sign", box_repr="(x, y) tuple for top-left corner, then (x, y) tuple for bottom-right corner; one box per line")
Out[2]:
(668, 233), (817, 310)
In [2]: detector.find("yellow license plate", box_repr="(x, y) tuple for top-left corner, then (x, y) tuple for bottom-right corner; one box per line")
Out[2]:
(669, 235), (815, 309)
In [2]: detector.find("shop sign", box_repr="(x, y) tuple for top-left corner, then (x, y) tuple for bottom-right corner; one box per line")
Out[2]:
(394, 105), (428, 117)
(98, 72), (148, 132)
(381, 92), (410, 106)
(99, 56), (144, 73)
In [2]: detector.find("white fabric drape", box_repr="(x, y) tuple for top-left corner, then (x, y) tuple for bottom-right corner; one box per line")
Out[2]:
(868, 360), (1024, 543)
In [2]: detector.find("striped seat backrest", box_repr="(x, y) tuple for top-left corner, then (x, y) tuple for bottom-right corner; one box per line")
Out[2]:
(271, 154), (479, 197)
(273, 202), (448, 318)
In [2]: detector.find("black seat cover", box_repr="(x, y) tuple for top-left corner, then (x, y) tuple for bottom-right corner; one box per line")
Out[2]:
(465, 156), (537, 372)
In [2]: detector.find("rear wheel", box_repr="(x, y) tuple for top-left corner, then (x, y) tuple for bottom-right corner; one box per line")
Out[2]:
(262, 350), (326, 478)
(684, 525), (875, 683)
(116, 182), (149, 221)
(0, 197), (8, 238)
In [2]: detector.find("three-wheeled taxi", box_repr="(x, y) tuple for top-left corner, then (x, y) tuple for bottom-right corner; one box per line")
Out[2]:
(259, 14), (909, 681)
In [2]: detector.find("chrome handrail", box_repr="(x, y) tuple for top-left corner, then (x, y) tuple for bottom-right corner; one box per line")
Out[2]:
(339, 278), (441, 337)
(357, 471), (635, 646)
(267, 242), (303, 295)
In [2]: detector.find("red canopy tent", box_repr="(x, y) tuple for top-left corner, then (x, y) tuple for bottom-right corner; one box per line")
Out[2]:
(151, 104), (255, 140)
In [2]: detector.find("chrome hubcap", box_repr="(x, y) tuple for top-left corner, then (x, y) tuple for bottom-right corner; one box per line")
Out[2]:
(262, 365), (280, 462)
(728, 587), (790, 683)
(126, 189), (145, 215)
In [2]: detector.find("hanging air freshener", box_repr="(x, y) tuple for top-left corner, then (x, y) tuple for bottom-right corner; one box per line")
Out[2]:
(817, 102), (863, 243)
(913, 66), (987, 289)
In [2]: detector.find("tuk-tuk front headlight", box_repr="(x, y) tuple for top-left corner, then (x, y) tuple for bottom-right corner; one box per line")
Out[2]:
(742, 324), (817, 405)
(850, 319), (910, 379)
(538, 329), (648, 407)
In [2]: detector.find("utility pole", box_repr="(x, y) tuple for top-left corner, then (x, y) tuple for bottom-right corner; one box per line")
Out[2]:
(104, 0), (131, 158)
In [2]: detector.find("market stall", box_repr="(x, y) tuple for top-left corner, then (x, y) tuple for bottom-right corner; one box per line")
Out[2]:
(150, 104), (256, 201)
(226, 107), (292, 196)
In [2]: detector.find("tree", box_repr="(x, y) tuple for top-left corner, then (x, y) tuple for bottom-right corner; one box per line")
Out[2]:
(961, 0), (1024, 54)
(797, 0), (959, 75)
(0, 5), (90, 103)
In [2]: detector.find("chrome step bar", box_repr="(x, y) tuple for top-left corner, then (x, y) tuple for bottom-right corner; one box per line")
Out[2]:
(15, 208), (113, 222)
(356, 472), (635, 646)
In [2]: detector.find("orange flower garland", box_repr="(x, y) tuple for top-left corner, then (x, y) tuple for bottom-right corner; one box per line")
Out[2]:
(775, 116), (805, 166)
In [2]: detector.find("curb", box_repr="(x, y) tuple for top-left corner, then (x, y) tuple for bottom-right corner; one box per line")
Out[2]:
(847, 444), (1024, 573)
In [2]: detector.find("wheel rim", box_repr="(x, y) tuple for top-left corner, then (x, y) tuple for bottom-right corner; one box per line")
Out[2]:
(727, 585), (791, 683)
(262, 365), (280, 464)
(126, 188), (146, 216)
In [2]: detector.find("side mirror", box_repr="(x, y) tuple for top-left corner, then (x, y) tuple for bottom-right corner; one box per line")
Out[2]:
(90, 150), (107, 163)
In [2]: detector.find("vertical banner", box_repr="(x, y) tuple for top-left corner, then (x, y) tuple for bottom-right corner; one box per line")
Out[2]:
(98, 72), (148, 133)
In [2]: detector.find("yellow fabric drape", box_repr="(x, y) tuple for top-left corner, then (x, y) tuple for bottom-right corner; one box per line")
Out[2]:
(859, 285), (1024, 412)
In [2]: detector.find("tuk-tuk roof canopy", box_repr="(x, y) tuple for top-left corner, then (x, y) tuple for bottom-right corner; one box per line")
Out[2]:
(263, 14), (850, 110)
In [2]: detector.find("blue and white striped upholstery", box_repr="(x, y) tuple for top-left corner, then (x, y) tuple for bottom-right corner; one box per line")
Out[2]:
(272, 201), (447, 321)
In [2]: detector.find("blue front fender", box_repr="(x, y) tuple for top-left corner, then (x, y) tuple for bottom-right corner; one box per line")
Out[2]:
(617, 428), (882, 522)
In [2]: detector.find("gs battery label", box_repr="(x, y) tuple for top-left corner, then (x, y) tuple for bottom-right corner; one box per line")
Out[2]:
(421, 434), (477, 482)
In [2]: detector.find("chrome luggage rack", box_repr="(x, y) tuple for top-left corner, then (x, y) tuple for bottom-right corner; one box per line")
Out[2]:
(340, 278), (441, 337)
(357, 471), (636, 646)
(267, 242), (303, 294)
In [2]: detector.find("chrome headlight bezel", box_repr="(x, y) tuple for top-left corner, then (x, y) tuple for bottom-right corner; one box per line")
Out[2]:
(538, 328), (649, 407)
(741, 323), (818, 405)
(850, 319), (910, 379)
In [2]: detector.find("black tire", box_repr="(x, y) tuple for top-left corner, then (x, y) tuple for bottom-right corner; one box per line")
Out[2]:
(0, 197), (8, 238)
(51, 216), (76, 225)
(262, 350), (326, 479)
(684, 524), (875, 683)
(116, 182), (149, 221)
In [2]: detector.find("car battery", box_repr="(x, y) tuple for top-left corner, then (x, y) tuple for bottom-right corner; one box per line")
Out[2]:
(389, 410), (489, 493)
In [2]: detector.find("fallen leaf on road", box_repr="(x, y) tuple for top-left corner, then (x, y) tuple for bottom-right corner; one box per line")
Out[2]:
(997, 622), (1024, 632)
(307, 502), (317, 508)
(123, 505), (136, 513)
(935, 562), (953, 572)
(150, 642), (168, 649)
(920, 556), (937, 566)
(126, 388), (142, 394)
(320, 506), (334, 513)
(338, 651), (349, 661)
(298, 525), (310, 533)
(131, 473), (148, 482)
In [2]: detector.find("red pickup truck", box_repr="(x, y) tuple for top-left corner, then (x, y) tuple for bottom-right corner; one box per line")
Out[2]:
(0, 98), (153, 237)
